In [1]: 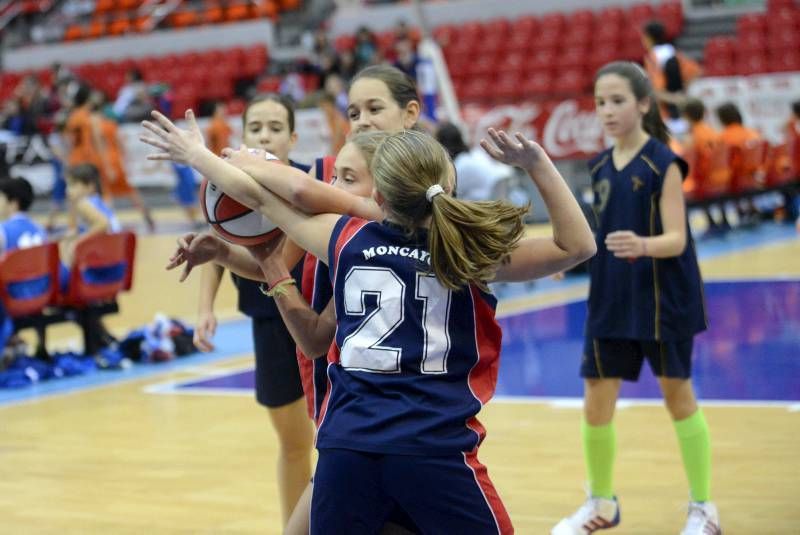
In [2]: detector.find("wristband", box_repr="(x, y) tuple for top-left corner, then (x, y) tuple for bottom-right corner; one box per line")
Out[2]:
(260, 276), (296, 298)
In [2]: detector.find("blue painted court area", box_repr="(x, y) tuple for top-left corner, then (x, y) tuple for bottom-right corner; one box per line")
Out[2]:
(176, 279), (800, 404)
(1, 223), (798, 407)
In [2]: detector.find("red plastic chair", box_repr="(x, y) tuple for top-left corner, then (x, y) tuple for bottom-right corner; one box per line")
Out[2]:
(63, 232), (136, 308)
(0, 243), (59, 318)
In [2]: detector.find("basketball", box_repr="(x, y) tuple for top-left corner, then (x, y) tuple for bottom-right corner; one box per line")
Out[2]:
(199, 150), (283, 246)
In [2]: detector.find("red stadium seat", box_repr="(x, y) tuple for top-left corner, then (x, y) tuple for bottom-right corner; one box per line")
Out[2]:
(558, 47), (587, 71)
(252, 0), (279, 19)
(597, 6), (625, 25)
(61, 232), (136, 308)
(509, 16), (537, 38)
(0, 243), (60, 319)
(552, 69), (588, 95)
(526, 48), (557, 73)
(735, 53), (768, 76)
(482, 18), (510, 38)
(737, 14), (767, 35)
(768, 52), (800, 73)
(567, 9), (594, 29)
(539, 12), (565, 31)
(495, 72), (523, 101)
(521, 73), (554, 99)
(461, 76), (492, 103)
(468, 56), (497, 78)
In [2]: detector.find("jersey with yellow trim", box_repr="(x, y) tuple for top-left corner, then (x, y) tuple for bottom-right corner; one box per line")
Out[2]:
(586, 137), (706, 341)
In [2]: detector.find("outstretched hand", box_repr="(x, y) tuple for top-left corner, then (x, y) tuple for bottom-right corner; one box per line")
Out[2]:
(140, 109), (205, 166)
(166, 232), (225, 282)
(480, 128), (546, 171)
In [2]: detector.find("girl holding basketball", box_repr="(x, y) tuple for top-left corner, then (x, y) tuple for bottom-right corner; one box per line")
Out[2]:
(142, 115), (596, 532)
(550, 62), (719, 535)
(161, 65), (427, 534)
(193, 93), (315, 529)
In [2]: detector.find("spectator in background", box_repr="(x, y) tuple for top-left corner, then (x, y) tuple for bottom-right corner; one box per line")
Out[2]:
(206, 101), (232, 157)
(641, 20), (700, 135)
(717, 102), (762, 225)
(435, 122), (514, 201)
(0, 177), (45, 256)
(323, 73), (349, 115)
(353, 26), (378, 69)
(112, 68), (151, 122)
(279, 65), (306, 103)
(337, 49), (358, 81)
(787, 100), (800, 178)
(393, 36), (418, 80)
(317, 91), (349, 155)
(784, 101), (800, 230)
(0, 177), (47, 355)
(681, 98), (729, 233)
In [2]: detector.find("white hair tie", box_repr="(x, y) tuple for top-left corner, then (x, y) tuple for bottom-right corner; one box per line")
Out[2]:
(426, 184), (445, 202)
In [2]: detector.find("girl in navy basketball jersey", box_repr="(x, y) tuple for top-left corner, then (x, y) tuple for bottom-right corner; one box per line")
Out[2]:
(160, 66), (426, 535)
(551, 62), (720, 535)
(142, 115), (596, 532)
(191, 93), (315, 529)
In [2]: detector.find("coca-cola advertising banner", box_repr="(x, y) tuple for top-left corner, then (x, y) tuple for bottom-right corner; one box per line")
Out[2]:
(461, 98), (606, 161)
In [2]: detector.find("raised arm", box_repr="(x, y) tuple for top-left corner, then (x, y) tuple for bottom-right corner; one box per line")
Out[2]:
(141, 110), (341, 261)
(226, 150), (383, 221)
(481, 129), (597, 281)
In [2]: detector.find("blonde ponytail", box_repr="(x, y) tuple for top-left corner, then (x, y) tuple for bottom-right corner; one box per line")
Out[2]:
(370, 130), (528, 291)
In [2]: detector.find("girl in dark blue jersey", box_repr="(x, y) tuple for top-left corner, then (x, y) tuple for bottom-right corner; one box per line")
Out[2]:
(551, 62), (720, 535)
(142, 114), (596, 533)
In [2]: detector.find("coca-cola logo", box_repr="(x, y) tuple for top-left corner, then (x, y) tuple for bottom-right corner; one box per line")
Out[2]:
(542, 100), (605, 158)
(464, 103), (540, 146)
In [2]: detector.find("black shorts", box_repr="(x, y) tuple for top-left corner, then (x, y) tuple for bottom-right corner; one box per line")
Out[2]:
(252, 316), (304, 408)
(581, 336), (694, 381)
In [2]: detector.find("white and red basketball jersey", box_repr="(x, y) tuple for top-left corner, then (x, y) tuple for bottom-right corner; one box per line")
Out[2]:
(316, 216), (503, 455)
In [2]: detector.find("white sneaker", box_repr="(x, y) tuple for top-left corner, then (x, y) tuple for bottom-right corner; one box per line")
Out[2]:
(551, 495), (620, 534)
(681, 501), (721, 535)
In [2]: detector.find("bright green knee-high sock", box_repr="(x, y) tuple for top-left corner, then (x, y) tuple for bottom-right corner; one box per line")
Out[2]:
(673, 409), (712, 502)
(582, 419), (616, 499)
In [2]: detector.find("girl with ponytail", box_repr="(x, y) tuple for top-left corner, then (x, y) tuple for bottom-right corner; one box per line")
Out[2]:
(143, 110), (595, 531)
(551, 62), (720, 535)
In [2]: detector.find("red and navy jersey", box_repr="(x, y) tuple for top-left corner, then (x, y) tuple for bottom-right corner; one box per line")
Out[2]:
(297, 155), (336, 422)
(316, 216), (502, 456)
(587, 137), (707, 341)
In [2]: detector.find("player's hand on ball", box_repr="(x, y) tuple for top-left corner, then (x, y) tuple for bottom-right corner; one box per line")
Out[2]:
(480, 128), (546, 172)
(140, 109), (205, 166)
(221, 145), (263, 169)
(605, 230), (645, 259)
(166, 232), (225, 282)
(194, 310), (217, 352)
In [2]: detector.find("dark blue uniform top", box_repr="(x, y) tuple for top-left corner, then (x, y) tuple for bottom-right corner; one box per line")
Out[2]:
(316, 217), (502, 456)
(233, 160), (310, 320)
(587, 137), (707, 341)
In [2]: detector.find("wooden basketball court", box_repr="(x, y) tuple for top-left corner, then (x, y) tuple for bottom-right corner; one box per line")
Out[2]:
(0, 207), (797, 534)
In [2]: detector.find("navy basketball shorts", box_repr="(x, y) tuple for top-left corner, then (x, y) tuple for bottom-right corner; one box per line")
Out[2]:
(251, 316), (304, 408)
(310, 448), (513, 534)
(581, 336), (694, 381)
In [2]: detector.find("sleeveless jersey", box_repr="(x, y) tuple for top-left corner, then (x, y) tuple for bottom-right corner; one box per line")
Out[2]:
(83, 194), (121, 233)
(587, 137), (706, 341)
(0, 214), (45, 254)
(298, 155), (336, 422)
(316, 216), (502, 455)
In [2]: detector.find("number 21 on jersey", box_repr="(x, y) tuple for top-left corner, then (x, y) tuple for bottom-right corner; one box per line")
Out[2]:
(340, 266), (452, 374)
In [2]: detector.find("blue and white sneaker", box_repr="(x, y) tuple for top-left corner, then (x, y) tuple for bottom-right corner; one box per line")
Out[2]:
(681, 501), (721, 535)
(551, 495), (620, 534)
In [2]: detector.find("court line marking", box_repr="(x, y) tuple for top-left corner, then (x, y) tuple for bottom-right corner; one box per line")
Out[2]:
(494, 395), (800, 411)
(0, 351), (254, 410)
